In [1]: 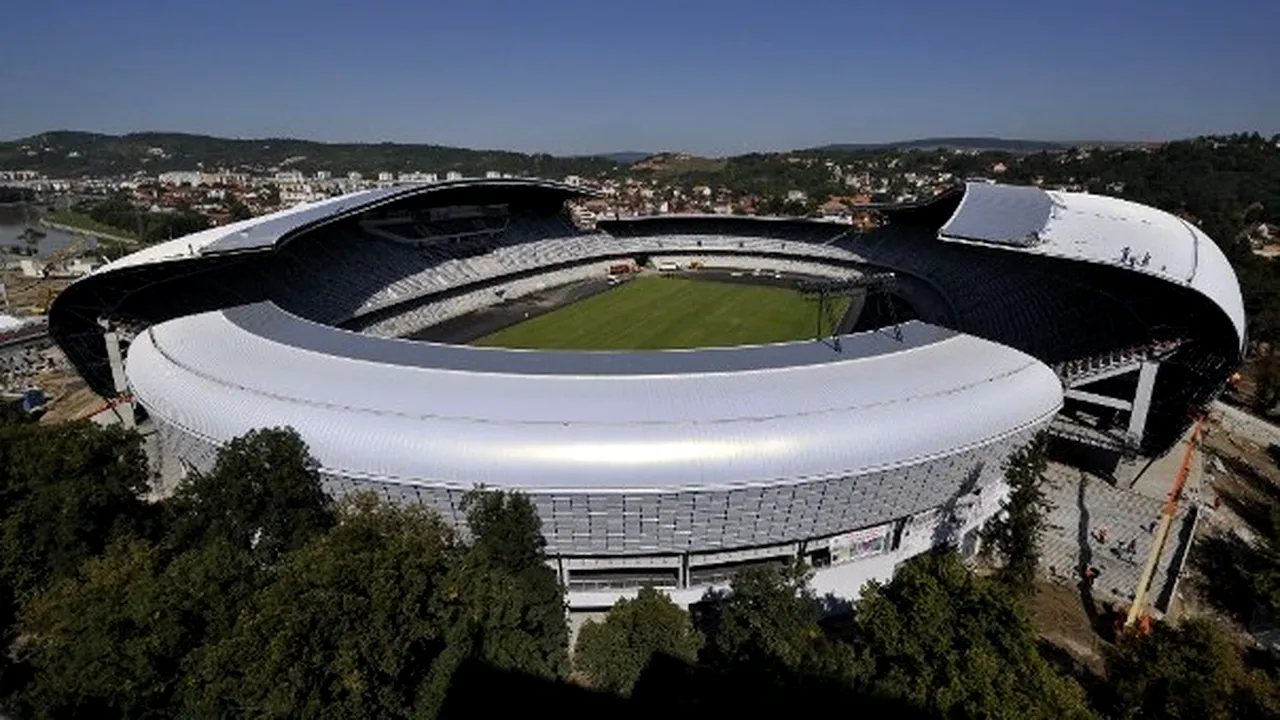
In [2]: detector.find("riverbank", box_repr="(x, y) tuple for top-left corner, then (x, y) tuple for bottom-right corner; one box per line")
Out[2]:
(40, 213), (137, 246)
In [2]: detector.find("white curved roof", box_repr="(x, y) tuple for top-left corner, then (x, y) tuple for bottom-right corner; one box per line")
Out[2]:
(940, 182), (1246, 351)
(126, 305), (1063, 493)
(94, 192), (374, 272)
(92, 177), (591, 274)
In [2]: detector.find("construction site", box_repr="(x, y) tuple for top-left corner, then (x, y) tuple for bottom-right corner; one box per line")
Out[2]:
(1, 225), (113, 422)
(1031, 403), (1280, 676)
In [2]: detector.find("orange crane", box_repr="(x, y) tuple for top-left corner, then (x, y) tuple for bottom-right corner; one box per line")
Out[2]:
(1123, 416), (1204, 631)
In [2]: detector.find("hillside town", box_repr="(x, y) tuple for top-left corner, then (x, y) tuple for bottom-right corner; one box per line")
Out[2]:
(2, 152), (969, 227)
(2, 136), (1162, 230)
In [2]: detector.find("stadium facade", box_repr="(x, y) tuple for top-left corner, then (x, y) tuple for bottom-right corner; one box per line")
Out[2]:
(49, 179), (1244, 609)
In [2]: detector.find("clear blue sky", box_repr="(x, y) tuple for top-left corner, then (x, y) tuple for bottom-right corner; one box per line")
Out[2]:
(1, 0), (1276, 155)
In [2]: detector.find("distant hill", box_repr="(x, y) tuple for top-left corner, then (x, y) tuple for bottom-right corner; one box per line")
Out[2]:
(815, 137), (1086, 153)
(0, 131), (625, 178)
(631, 153), (728, 176)
(1, 131), (1151, 178)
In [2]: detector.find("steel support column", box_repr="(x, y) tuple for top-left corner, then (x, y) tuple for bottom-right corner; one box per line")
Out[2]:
(1126, 360), (1159, 447)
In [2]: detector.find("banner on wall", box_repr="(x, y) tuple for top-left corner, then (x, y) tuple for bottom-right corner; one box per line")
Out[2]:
(829, 523), (892, 564)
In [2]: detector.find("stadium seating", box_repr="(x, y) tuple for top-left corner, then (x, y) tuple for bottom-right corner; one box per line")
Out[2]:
(265, 214), (868, 336)
(841, 229), (1153, 364)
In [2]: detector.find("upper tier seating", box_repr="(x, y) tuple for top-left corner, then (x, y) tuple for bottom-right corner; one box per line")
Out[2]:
(267, 215), (865, 328)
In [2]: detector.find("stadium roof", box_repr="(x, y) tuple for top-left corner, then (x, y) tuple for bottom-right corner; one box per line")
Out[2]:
(938, 182), (1052, 246)
(939, 182), (1246, 351)
(126, 309), (1063, 492)
(94, 177), (594, 271)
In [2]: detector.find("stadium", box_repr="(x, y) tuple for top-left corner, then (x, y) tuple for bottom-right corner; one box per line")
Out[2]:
(48, 178), (1245, 610)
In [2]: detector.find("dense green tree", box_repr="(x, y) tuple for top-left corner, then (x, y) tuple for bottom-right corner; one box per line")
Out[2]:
(0, 418), (137, 707)
(1250, 352), (1280, 413)
(164, 427), (334, 560)
(4, 426), (316, 718)
(14, 540), (176, 719)
(227, 197), (253, 221)
(456, 488), (569, 680)
(574, 586), (703, 695)
(461, 488), (547, 571)
(697, 562), (846, 678)
(143, 210), (210, 244)
(847, 550), (1095, 719)
(1105, 617), (1280, 720)
(0, 131), (624, 179)
(0, 186), (36, 203)
(191, 495), (458, 719)
(10, 539), (258, 719)
(982, 433), (1051, 594)
(79, 193), (140, 237)
(261, 184), (281, 207)
(0, 420), (151, 608)
(67, 193), (212, 246)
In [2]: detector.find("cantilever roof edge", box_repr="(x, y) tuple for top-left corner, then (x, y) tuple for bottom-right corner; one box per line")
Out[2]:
(81, 177), (599, 274)
(937, 182), (1246, 354)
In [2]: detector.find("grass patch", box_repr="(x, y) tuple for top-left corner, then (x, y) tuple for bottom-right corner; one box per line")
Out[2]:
(45, 210), (137, 240)
(475, 275), (846, 350)
(633, 154), (729, 179)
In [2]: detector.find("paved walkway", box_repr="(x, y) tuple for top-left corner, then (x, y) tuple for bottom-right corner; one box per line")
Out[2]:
(1040, 461), (1193, 614)
(1125, 429), (1206, 504)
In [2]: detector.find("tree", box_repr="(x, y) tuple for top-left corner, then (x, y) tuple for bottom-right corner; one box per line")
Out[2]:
(164, 427), (334, 560)
(1105, 617), (1280, 720)
(191, 495), (459, 719)
(12, 539), (264, 719)
(455, 488), (568, 680)
(983, 433), (1051, 594)
(227, 197), (253, 222)
(574, 586), (702, 695)
(0, 418), (153, 675)
(1247, 508), (1280, 619)
(0, 420), (152, 595)
(5, 428), (327, 718)
(13, 540), (179, 719)
(697, 562), (844, 677)
(262, 184), (281, 207)
(142, 210), (210, 244)
(847, 550), (1095, 719)
(461, 488), (546, 571)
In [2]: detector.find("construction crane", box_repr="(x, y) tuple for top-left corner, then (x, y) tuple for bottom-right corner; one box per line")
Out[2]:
(1123, 417), (1205, 631)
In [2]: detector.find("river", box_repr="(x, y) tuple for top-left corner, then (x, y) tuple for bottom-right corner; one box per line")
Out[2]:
(0, 204), (96, 259)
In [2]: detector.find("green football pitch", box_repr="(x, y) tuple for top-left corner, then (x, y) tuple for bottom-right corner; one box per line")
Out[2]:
(474, 275), (848, 350)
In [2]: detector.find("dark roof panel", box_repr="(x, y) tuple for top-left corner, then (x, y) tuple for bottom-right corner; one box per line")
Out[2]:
(939, 182), (1054, 247)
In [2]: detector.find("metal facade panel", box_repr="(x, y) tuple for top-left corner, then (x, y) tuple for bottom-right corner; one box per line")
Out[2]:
(145, 401), (1037, 557)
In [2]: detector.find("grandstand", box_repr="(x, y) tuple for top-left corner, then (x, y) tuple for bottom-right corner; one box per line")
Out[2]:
(48, 178), (1244, 610)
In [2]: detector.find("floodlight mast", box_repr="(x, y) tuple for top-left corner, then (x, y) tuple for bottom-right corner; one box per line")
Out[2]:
(797, 272), (899, 344)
